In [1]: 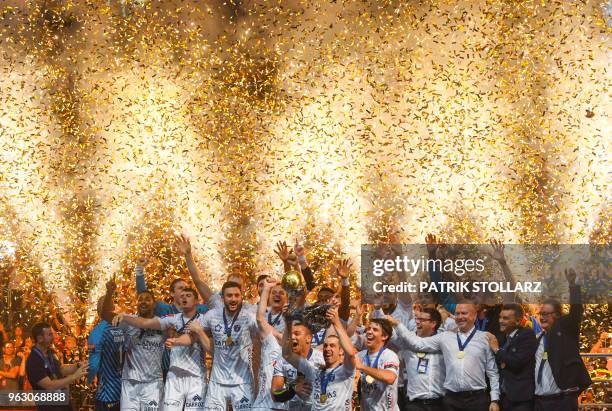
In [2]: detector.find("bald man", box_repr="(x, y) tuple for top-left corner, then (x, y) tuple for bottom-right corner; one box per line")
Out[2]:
(390, 302), (500, 411)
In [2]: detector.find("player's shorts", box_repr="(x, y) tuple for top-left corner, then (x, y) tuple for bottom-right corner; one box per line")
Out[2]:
(162, 371), (207, 411)
(204, 381), (253, 411)
(120, 378), (163, 411)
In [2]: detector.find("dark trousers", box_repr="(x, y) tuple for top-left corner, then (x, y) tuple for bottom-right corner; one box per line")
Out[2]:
(95, 400), (120, 411)
(501, 394), (533, 411)
(402, 398), (444, 411)
(534, 393), (578, 411)
(443, 390), (489, 411)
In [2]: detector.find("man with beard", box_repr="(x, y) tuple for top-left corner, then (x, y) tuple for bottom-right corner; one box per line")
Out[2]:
(116, 290), (166, 411)
(391, 302), (500, 411)
(200, 281), (259, 410)
(282, 307), (357, 410)
(355, 318), (400, 411)
(252, 277), (289, 410)
(486, 304), (537, 411)
(26, 322), (88, 411)
(114, 288), (208, 411)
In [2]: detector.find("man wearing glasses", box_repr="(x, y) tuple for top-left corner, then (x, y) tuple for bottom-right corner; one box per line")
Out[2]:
(534, 269), (591, 411)
(397, 307), (446, 411)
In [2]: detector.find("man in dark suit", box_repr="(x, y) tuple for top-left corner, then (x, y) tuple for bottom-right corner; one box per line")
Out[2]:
(533, 268), (592, 411)
(487, 304), (538, 411)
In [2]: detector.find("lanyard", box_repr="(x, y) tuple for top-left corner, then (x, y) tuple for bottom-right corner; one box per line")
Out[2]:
(320, 364), (341, 395)
(32, 347), (59, 377)
(363, 347), (385, 369)
(313, 329), (325, 345)
(223, 306), (242, 338)
(306, 348), (313, 360)
(475, 317), (488, 331)
(456, 327), (478, 353)
(177, 313), (200, 335)
(268, 310), (283, 327)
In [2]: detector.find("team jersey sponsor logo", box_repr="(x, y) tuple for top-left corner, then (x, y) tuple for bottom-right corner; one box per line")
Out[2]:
(185, 394), (205, 408)
(234, 396), (251, 410)
(214, 324), (223, 332)
(143, 400), (159, 411)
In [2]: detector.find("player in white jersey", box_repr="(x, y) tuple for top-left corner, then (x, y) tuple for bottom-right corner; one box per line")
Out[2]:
(272, 318), (325, 411)
(251, 277), (288, 410)
(113, 288), (208, 411)
(355, 318), (400, 411)
(116, 290), (166, 411)
(175, 234), (257, 312)
(202, 281), (259, 410)
(282, 306), (357, 411)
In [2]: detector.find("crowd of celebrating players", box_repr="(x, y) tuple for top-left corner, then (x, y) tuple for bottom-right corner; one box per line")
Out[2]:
(13, 234), (594, 411)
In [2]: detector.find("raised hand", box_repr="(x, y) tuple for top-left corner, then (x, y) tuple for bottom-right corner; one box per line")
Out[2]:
(294, 238), (305, 257)
(263, 276), (278, 290)
(325, 306), (340, 325)
(174, 233), (192, 256)
(274, 241), (291, 262)
(565, 268), (577, 285)
(106, 275), (117, 294)
(489, 239), (506, 264)
(335, 258), (353, 279)
(385, 314), (399, 327)
(425, 233), (438, 256)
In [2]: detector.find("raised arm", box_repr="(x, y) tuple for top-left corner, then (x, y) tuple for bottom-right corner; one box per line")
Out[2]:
(327, 307), (356, 369)
(335, 258), (352, 321)
(101, 276), (117, 323)
(387, 315), (441, 353)
(294, 239), (316, 291)
(425, 234), (457, 313)
(112, 313), (161, 330)
(135, 258), (148, 294)
(257, 277), (280, 340)
(175, 234), (214, 301)
(564, 268), (583, 336)
(490, 239), (519, 304)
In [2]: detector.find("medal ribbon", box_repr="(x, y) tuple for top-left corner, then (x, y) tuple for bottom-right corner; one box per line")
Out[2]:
(268, 310), (283, 327)
(32, 347), (60, 378)
(456, 327), (478, 353)
(320, 364), (341, 398)
(362, 347), (385, 382)
(176, 312), (200, 335)
(223, 305), (242, 339)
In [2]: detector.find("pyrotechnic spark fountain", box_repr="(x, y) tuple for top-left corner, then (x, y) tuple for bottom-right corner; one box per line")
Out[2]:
(0, 0), (609, 331)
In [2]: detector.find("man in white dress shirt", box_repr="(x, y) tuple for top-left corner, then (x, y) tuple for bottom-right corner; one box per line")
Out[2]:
(391, 302), (500, 411)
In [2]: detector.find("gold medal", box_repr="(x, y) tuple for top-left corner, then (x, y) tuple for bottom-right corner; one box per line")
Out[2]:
(226, 336), (233, 346)
(416, 352), (426, 358)
(542, 351), (548, 360)
(365, 375), (375, 384)
(320, 394), (327, 403)
(501, 362), (506, 369)
(457, 351), (465, 359)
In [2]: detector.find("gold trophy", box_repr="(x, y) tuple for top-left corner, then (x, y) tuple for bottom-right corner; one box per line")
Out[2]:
(281, 270), (330, 331)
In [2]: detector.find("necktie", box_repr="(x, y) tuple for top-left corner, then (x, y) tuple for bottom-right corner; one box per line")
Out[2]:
(536, 332), (547, 385)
